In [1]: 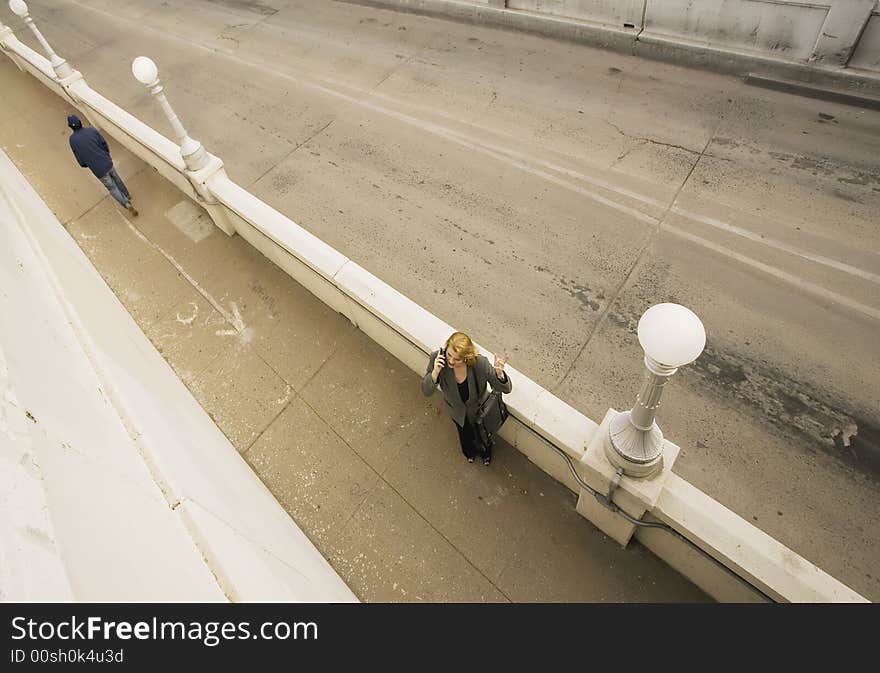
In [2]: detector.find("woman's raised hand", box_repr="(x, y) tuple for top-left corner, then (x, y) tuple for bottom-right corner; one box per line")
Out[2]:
(494, 350), (509, 374)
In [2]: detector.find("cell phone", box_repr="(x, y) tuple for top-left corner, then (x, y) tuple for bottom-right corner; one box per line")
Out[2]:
(439, 347), (446, 360)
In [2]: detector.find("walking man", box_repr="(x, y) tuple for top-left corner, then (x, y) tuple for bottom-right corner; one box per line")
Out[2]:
(67, 114), (137, 216)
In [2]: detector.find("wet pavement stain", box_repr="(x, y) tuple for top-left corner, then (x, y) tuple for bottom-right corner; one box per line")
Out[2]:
(558, 278), (603, 311)
(777, 390), (811, 416)
(766, 151), (880, 186)
(695, 348), (748, 385)
(205, 0), (278, 16)
(709, 136), (741, 148)
(837, 172), (878, 186)
(831, 188), (863, 203)
(688, 344), (880, 478)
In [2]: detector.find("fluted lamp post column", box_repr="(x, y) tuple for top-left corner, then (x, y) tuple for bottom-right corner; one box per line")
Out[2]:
(8, 0), (72, 78)
(605, 303), (706, 478)
(131, 56), (209, 171)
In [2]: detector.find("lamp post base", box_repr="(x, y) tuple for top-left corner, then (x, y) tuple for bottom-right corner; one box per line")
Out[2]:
(181, 139), (209, 171)
(50, 55), (73, 79)
(604, 410), (664, 477)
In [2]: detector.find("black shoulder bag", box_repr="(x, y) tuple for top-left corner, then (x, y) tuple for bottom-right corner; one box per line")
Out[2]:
(473, 362), (509, 449)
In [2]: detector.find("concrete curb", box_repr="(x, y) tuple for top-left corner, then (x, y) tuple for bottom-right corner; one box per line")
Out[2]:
(341, 0), (880, 103)
(743, 73), (880, 111)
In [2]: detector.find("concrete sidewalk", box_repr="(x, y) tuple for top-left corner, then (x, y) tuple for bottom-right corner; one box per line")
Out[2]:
(0, 56), (707, 602)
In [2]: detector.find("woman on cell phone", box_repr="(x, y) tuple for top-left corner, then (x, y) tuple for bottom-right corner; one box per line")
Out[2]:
(420, 332), (511, 466)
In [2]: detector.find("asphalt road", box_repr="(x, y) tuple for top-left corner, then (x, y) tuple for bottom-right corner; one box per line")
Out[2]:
(10, 0), (880, 600)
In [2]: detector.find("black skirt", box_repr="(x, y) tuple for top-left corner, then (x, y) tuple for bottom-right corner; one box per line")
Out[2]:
(454, 418), (489, 460)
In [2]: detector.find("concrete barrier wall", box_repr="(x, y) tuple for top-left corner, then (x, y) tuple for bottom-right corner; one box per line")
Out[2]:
(464, 1), (877, 67)
(850, 11), (880, 72)
(345, 0), (880, 97)
(642, 474), (865, 602)
(646, 0), (831, 62)
(1, 20), (867, 602)
(640, 1), (878, 67)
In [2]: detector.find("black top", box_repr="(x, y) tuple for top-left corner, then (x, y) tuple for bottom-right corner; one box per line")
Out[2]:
(457, 377), (469, 403)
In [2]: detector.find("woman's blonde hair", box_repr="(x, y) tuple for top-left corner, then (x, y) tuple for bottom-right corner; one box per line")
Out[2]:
(445, 332), (478, 367)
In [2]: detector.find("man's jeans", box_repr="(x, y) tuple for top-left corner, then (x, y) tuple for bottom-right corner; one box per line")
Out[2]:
(98, 166), (131, 207)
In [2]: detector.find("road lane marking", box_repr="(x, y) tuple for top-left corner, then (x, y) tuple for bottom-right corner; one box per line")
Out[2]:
(663, 223), (880, 322)
(671, 206), (880, 285)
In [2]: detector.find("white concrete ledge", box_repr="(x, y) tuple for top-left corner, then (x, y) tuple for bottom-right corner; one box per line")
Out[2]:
(211, 174), (348, 280)
(0, 150), (357, 602)
(0, 32), (57, 84)
(646, 474), (868, 603)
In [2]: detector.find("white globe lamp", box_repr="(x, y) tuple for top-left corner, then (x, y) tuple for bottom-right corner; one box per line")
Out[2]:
(605, 303), (706, 477)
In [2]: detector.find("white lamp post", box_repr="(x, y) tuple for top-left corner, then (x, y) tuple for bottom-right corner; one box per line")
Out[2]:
(8, 0), (73, 79)
(131, 56), (208, 171)
(605, 303), (706, 477)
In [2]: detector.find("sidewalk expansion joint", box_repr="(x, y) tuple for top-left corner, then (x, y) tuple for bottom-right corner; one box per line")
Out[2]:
(242, 383), (295, 456)
(296, 390), (513, 602)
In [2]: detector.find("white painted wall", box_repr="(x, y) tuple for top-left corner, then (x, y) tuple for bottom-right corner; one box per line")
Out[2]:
(645, 0), (829, 61)
(0, 345), (74, 601)
(0, 158), (224, 601)
(403, 0), (879, 70)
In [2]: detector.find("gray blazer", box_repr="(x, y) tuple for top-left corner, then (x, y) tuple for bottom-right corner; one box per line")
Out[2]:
(421, 352), (512, 427)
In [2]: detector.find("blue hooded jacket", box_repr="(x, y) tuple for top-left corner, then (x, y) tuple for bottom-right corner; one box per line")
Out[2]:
(68, 116), (113, 178)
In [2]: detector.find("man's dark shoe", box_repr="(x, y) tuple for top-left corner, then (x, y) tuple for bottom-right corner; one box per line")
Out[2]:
(126, 203), (138, 217)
